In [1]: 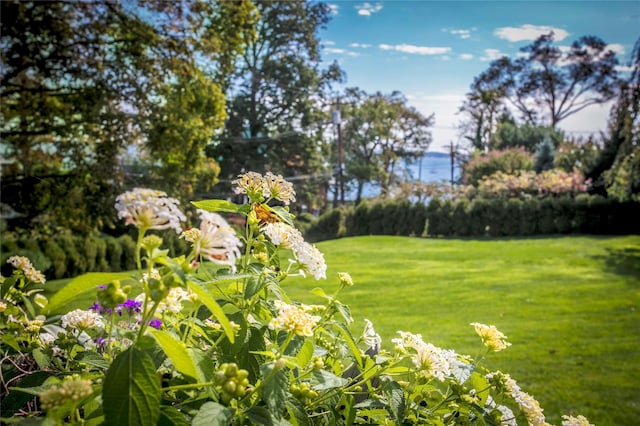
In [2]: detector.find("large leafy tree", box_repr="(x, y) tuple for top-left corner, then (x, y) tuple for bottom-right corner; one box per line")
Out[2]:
(459, 32), (620, 147)
(0, 0), (256, 232)
(341, 88), (433, 204)
(211, 0), (343, 211)
(587, 38), (640, 200)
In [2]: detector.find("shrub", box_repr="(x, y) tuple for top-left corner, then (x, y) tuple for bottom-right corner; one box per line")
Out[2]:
(464, 148), (534, 186)
(41, 238), (67, 279)
(345, 202), (370, 236)
(105, 237), (123, 272)
(117, 234), (137, 271)
(304, 208), (344, 242)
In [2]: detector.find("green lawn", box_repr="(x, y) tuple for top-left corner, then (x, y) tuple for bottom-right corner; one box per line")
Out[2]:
(282, 235), (640, 426)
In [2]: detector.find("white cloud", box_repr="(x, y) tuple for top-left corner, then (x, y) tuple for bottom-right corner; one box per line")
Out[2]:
(379, 43), (451, 55)
(494, 24), (569, 42)
(615, 65), (637, 72)
(356, 2), (383, 16)
(350, 42), (372, 48)
(324, 47), (360, 57)
(328, 4), (339, 15)
(480, 48), (508, 61)
(445, 27), (477, 40)
(324, 40), (336, 46)
(606, 43), (625, 55)
(459, 53), (474, 60)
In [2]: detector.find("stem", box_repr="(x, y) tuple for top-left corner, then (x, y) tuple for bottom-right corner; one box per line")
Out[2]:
(136, 228), (147, 271)
(164, 381), (215, 392)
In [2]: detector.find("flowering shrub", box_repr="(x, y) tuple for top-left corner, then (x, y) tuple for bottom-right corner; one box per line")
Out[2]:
(1, 172), (594, 425)
(477, 170), (588, 199)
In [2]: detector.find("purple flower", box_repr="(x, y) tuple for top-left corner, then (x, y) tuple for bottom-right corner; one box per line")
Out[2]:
(89, 302), (112, 314)
(149, 319), (162, 329)
(116, 299), (142, 316)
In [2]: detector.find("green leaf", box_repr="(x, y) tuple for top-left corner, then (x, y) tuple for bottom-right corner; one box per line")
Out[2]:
(188, 348), (216, 383)
(470, 371), (489, 406)
(102, 347), (161, 426)
(381, 377), (405, 421)
(44, 272), (131, 315)
(155, 256), (187, 285)
(245, 406), (275, 426)
(192, 199), (241, 213)
(158, 406), (189, 426)
(76, 351), (110, 370)
(191, 402), (234, 426)
(32, 348), (50, 369)
(335, 323), (363, 368)
(260, 362), (289, 416)
(1, 275), (16, 298)
(310, 287), (330, 300)
(270, 205), (294, 226)
(335, 301), (353, 324)
(187, 281), (235, 343)
(293, 339), (314, 369)
(286, 396), (309, 426)
(148, 329), (198, 380)
(1, 334), (21, 352)
(244, 276), (263, 299)
(311, 369), (348, 391)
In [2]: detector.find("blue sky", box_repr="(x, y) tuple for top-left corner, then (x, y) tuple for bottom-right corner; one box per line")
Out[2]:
(319, 1), (640, 152)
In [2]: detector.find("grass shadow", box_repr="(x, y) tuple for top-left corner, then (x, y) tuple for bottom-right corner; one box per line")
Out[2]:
(593, 246), (640, 279)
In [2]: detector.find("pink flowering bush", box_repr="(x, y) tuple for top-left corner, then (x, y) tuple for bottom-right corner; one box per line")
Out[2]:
(477, 169), (588, 199)
(1, 172), (594, 425)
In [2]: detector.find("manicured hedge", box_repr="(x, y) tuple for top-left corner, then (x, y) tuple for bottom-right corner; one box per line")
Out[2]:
(0, 231), (189, 280)
(303, 195), (640, 241)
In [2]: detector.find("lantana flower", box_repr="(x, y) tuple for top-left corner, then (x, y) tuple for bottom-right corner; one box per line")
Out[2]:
(486, 371), (548, 426)
(268, 300), (320, 337)
(39, 375), (93, 411)
(61, 309), (104, 331)
(115, 188), (186, 233)
(232, 171), (296, 205)
(7, 256), (46, 284)
(471, 322), (511, 352)
(262, 222), (327, 279)
(392, 331), (454, 382)
(181, 210), (242, 271)
(562, 414), (594, 426)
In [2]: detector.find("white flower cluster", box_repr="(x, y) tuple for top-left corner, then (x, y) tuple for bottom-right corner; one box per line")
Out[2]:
(39, 375), (93, 411)
(561, 415), (594, 426)
(181, 210), (242, 271)
(232, 171), (296, 205)
(392, 331), (464, 382)
(115, 188), (186, 233)
(262, 222), (327, 279)
(268, 300), (320, 337)
(61, 309), (104, 331)
(7, 256), (46, 284)
(486, 371), (549, 426)
(485, 395), (517, 426)
(137, 286), (195, 315)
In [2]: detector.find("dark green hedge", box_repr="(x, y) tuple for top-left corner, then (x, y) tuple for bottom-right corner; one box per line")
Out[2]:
(303, 195), (640, 241)
(0, 231), (188, 280)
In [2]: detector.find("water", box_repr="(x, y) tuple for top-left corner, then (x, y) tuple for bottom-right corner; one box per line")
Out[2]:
(345, 152), (461, 200)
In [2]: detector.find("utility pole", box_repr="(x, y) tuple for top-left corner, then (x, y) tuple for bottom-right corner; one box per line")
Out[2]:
(449, 141), (455, 186)
(333, 96), (345, 206)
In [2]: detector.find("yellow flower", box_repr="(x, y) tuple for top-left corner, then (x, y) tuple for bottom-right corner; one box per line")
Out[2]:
(470, 322), (511, 352)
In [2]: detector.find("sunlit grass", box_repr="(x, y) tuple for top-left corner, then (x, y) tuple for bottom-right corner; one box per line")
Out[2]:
(283, 235), (640, 426)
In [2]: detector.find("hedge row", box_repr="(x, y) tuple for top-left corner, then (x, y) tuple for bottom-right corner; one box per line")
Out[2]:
(0, 231), (189, 280)
(303, 195), (640, 241)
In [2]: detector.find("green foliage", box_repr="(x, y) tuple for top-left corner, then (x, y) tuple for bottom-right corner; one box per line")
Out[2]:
(534, 134), (556, 173)
(304, 208), (345, 242)
(464, 148), (534, 186)
(492, 122), (564, 153)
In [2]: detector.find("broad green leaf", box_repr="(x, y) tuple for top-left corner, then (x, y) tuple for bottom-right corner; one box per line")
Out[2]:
(311, 369), (348, 391)
(293, 339), (314, 369)
(286, 396), (309, 426)
(187, 281), (235, 343)
(158, 406), (189, 426)
(381, 378), (405, 421)
(188, 348), (216, 383)
(76, 351), (110, 370)
(44, 272), (131, 315)
(310, 287), (329, 300)
(270, 205), (294, 226)
(245, 406), (275, 426)
(470, 371), (489, 406)
(32, 348), (50, 369)
(102, 347), (161, 426)
(1, 275), (16, 298)
(1, 334), (21, 352)
(335, 301), (353, 324)
(191, 402), (234, 426)
(335, 323), (363, 367)
(260, 362), (289, 416)
(148, 329), (198, 380)
(191, 199), (241, 213)
(244, 276), (263, 299)
(155, 256), (187, 284)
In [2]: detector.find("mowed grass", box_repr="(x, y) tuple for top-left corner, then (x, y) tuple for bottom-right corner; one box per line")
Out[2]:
(282, 235), (640, 426)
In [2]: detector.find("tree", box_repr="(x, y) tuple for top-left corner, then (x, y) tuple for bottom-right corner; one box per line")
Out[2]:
(491, 122), (564, 153)
(534, 134), (556, 173)
(341, 88), (433, 203)
(588, 38), (640, 200)
(0, 0), (256, 232)
(461, 32), (620, 135)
